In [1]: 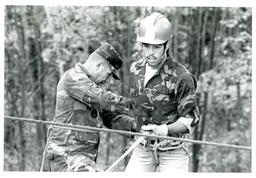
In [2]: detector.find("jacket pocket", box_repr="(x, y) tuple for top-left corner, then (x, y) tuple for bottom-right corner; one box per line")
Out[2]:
(73, 101), (100, 143)
(153, 85), (173, 110)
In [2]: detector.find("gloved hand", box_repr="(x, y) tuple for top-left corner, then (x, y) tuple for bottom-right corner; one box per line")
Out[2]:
(123, 98), (134, 110)
(141, 124), (168, 136)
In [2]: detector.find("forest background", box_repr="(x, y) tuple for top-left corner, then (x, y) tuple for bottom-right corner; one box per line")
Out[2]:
(4, 5), (252, 172)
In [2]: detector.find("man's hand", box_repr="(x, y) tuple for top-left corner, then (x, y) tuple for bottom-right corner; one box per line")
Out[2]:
(141, 124), (168, 136)
(131, 120), (137, 132)
(122, 98), (134, 110)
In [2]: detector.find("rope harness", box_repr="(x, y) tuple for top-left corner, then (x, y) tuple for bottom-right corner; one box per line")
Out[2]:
(150, 140), (160, 166)
(140, 137), (183, 167)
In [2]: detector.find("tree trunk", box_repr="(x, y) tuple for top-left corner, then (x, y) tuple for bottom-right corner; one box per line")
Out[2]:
(192, 9), (206, 171)
(236, 82), (242, 130)
(201, 9), (208, 72)
(4, 46), (19, 171)
(209, 8), (220, 69)
(192, 92), (208, 172)
(172, 8), (179, 60)
(186, 8), (193, 68)
(199, 92), (208, 140)
(4, 48), (18, 146)
(31, 6), (47, 169)
(188, 8), (199, 75)
(105, 133), (111, 165)
(13, 7), (27, 171)
(196, 7), (203, 78)
(192, 126), (200, 172)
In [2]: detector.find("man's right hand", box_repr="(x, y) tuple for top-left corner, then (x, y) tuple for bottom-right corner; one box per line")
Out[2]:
(122, 98), (134, 110)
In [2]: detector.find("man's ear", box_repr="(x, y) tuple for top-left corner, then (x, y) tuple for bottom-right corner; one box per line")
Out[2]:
(96, 62), (102, 71)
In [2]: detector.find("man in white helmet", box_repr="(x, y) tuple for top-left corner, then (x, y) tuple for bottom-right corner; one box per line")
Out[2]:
(125, 12), (200, 172)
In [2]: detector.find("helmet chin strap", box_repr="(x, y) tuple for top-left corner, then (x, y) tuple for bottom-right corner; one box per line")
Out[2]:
(158, 43), (169, 64)
(160, 52), (167, 66)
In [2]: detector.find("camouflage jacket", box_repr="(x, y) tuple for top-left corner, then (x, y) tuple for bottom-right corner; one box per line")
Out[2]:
(130, 56), (200, 150)
(46, 63), (134, 161)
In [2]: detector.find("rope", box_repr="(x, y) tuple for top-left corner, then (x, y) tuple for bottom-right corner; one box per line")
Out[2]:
(105, 136), (145, 172)
(4, 115), (251, 151)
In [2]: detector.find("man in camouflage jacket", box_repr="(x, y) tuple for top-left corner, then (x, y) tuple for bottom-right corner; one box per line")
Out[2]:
(43, 42), (135, 172)
(125, 12), (200, 172)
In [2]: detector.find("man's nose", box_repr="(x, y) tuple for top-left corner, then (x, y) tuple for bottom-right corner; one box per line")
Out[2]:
(107, 69), (113, 79)
(148, 46), (154, 55)
(109, 77), (114, 85)
(106, 67), (112, 74)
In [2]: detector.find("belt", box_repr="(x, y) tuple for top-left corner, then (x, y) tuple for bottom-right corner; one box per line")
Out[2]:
(140, 138), (161, 151)
(139, 138), (184, 152)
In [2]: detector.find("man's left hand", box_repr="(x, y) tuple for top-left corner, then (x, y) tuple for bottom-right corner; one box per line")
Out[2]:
(141, 124), (168, 136)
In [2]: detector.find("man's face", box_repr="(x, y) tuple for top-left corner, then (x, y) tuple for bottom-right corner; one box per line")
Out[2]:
(142, 43), (166, 67)
(93, 61), (114, 89)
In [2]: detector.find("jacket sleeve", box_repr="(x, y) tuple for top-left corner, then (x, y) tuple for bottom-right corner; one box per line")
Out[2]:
(100, 110), (135, 131)
(175, 73), (200, 127)
(64, 70), (132, 112)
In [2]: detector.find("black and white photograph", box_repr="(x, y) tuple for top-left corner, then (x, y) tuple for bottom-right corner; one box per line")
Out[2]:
(2, 0), (254, 174)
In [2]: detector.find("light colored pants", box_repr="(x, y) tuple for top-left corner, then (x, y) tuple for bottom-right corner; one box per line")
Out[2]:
(125, 144), (189, 172)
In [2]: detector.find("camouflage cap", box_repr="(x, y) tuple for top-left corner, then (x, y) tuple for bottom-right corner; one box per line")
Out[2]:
(95, 42), (122, 80)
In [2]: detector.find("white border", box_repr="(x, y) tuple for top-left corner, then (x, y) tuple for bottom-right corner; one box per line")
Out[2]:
(2, 0), (256, 7)
(1, 0), (255, 178)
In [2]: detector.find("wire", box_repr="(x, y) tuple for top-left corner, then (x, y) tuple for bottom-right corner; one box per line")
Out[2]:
(4, 115), (251, 151)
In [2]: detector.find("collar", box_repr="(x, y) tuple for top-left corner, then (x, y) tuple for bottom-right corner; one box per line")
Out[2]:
(76, 63), (92, 79)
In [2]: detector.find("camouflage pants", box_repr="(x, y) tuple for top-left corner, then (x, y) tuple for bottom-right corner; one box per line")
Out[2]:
(45, 154), (98, 172)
